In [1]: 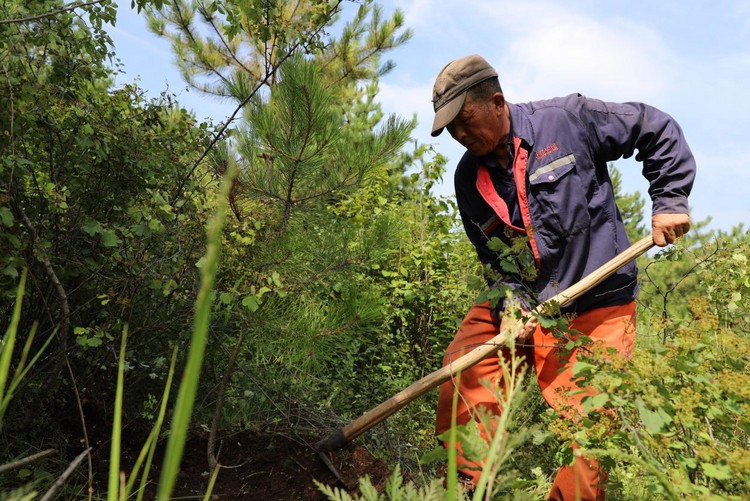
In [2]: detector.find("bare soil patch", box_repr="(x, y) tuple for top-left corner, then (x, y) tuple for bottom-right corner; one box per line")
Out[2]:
(90, 427), (393, 500)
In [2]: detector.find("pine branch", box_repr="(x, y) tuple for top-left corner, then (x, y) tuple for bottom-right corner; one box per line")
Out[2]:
(172, 0), (233, 89)
(170, 0), (344, 205)
(197, 1), (254, 76)
(315, 314), (361, 338)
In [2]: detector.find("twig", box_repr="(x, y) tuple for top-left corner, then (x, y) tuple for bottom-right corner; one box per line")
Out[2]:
(704, 415), (718, 446)
(0, 449), (57, 475)
(618, 409), (662, 471)
(643, 241), (720, 344)
(38, 448), (91, 501)
(208, 332), (246, 472)
(65, 354), (93, 496)
(314, 314), (361, 338)
(12, 198), (70, 384)
(0, 0), (106, 25)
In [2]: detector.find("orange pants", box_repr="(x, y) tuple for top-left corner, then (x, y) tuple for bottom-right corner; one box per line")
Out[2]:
(436, 301), (636, 501)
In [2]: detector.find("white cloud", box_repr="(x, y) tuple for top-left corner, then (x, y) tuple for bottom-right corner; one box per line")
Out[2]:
(467, 1), (676, 102)
(109, 25), (172, 58)
(377, 81), (433, 123)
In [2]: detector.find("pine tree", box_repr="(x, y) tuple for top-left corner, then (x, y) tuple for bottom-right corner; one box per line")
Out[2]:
(609, 163), (647, 242)
(146, 0), (411, 105)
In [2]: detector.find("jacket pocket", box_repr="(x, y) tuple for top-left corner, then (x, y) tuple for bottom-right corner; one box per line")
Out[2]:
(529, 153), (591, 238)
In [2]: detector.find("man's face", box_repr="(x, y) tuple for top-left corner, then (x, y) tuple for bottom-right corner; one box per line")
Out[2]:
(446, 94), (507, 157)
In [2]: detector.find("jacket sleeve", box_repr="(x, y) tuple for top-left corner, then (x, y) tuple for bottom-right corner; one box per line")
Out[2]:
(575, 95), (696, 214)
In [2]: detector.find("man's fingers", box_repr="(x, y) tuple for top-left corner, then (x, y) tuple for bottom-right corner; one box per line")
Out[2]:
(653, 229), (668, 247)
(518, 317), (538, 340)
(652, 213), (691, 247)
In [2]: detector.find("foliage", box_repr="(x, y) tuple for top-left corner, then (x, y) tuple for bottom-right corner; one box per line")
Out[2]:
(1, 0), (214, 437)
(566, 235), (750, 499)
(146, 0), (411, 105)
(316, 465), (447, 501)
(1, 1), (749, 500)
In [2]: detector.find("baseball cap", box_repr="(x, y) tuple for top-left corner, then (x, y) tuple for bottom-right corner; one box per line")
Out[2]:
(431, 55), (498, 137)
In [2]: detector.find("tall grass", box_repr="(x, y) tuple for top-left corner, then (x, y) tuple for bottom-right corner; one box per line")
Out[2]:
(126, 345), (179, 501)
(0, 269), (55, 429)
(156, 162), (237, 500)
(107, 325), (128, 501)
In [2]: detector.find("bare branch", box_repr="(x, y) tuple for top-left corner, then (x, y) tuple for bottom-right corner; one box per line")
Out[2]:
(12, 198), (70, 382)
(208, 332), (246, 472)
(38, 448), (91, 501)
(0, 449), (57, 475)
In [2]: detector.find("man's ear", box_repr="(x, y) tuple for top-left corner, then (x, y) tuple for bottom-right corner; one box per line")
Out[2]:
(491, 92), (506, 114)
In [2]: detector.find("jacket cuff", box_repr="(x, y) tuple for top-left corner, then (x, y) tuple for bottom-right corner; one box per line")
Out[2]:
(652, 196), (689, 215)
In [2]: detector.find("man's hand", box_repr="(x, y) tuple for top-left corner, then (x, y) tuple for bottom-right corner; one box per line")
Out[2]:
(652, 213), (691, 247)
(500, 309), (539, 341)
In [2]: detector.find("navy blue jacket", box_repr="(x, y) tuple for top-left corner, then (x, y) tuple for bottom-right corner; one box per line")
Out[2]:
(455, 93), (696, 314)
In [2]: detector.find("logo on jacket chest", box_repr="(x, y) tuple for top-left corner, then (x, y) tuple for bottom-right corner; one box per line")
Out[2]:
(535, 143), (558, 161)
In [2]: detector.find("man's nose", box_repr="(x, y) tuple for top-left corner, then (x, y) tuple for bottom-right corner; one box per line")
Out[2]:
(448, 122), (465, 142)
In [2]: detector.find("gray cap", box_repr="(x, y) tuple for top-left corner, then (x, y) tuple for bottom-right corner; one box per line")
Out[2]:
(431, 54), (498, 137)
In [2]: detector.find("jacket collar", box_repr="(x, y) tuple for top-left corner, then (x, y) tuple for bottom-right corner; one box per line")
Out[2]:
(507, 102), (535, 147)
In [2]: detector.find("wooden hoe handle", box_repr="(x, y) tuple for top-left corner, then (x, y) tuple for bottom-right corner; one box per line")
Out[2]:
(316, 235), (655, 452)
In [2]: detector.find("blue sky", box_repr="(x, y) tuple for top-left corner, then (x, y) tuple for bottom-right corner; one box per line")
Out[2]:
(108, 0), (750, 232)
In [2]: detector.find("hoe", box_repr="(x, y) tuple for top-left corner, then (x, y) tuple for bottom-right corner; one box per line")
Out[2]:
(315, 234), (656, 482)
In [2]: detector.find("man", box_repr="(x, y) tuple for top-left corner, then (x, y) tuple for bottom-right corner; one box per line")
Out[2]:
(431, 55), (695, 500)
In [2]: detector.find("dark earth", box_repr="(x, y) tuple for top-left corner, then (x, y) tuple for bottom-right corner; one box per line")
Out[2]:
(88, 427), (394, 500)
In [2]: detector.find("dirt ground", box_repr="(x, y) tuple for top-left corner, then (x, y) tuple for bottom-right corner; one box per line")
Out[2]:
(91, 428), (394, 500)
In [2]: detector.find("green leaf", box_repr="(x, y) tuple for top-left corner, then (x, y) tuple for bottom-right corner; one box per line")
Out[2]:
(537, 314), (560, 329)
(500, 260), (519, 273)
(102, 230), (120, 247)
(83, 220), (103, 236)
(583, 393), (608, 413)
(532, 430), (555, 445)
(2, 266), (18, 279)
(487, 237), (505, 252)
(0, 207), (13, 227)
(452, 421), (489, 461)
(242, 296), (260, 312)
(635, 398), (672, 434)
(701, 462), (731, 480)
(419, 446), (448, 465)
(467, 275), (484, 290)
(571, 362), (596, 377)
(149, 218), (164, 232)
